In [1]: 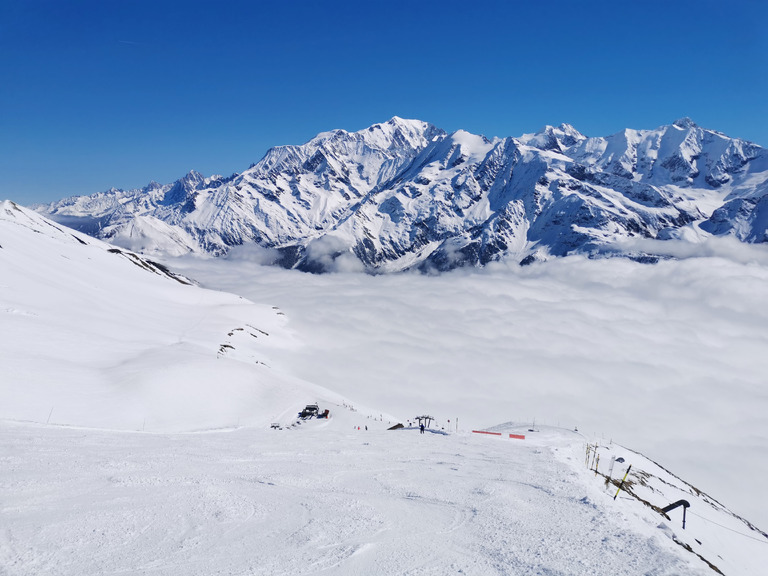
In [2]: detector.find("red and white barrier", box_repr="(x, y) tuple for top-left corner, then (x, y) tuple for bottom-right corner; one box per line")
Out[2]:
(471, 430), (526, 440)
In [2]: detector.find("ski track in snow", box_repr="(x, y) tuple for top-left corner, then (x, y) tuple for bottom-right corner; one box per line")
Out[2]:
(1, 420), (709, 576)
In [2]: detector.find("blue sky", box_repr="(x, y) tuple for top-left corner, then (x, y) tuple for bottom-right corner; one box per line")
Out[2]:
(2, 0), (766, 204)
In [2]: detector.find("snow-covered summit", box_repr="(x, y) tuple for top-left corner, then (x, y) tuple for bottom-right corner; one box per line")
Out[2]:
(32, 118), (768, 272)
(519, 122), (587, 152)
(673, 116), (698, 129)
(303, 116), (440, 156)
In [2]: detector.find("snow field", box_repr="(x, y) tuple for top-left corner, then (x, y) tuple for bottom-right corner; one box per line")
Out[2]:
(0, 418), (714, 576)
(0, 201), (345, 432)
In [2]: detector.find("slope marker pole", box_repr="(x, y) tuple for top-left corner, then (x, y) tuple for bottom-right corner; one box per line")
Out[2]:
(614, 464), (632, 500)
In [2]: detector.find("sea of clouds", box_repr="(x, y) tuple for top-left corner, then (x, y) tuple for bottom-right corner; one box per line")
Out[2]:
(171, 236), (768, 530)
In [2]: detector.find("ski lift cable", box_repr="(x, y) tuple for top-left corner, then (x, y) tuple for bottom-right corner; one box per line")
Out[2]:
(686, 511), (768, 544)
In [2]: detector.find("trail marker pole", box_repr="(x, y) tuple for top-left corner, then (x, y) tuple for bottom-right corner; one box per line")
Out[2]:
(614, 465), (632, 500)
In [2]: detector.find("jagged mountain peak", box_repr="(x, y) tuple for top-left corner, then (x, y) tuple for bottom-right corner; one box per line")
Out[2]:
(520, 123), (587, 152)
(672, 117), (697, 129)
(180, 169), (205, 184)
(549, 122), (587, 144)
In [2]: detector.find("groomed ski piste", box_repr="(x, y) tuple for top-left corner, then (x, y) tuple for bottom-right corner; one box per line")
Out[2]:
(3, 415), (768, 575)
(2, 200), (768, 575)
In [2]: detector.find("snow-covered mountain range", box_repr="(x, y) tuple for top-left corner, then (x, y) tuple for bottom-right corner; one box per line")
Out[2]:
(33, 117), (768, 272)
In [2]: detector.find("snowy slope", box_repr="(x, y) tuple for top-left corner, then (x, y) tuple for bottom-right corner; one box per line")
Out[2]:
(577, 434), (768, 576)
(33, 118), (768, 272)
(0, 200), (345, 431)
(3, 203), (768, 574)
(2, 418), (767, 575)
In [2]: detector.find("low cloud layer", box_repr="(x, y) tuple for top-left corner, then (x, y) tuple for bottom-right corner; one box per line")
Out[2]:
(172, 238), (768, 529)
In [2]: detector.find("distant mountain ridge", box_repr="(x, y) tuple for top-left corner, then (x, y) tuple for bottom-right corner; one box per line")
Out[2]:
(32, 117), (768, 272)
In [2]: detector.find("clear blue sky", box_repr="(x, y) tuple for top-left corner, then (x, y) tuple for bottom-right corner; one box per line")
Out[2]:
(2, 0), (766, 204)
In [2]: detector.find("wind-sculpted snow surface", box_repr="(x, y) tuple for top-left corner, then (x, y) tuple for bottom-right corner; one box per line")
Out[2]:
(33, 117), (768, 272)
(4, 418), (765, 576)
(0, 201), (342, 430)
